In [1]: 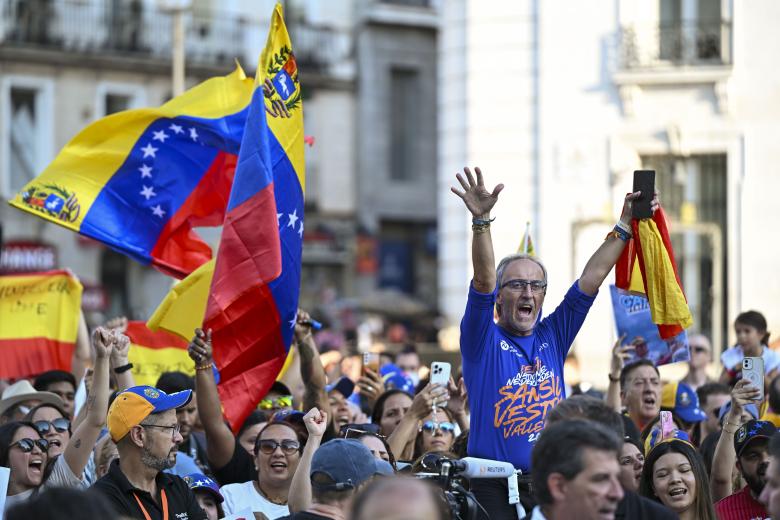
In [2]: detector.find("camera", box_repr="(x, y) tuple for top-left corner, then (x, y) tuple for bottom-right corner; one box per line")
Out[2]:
(413, 454), (484, 520)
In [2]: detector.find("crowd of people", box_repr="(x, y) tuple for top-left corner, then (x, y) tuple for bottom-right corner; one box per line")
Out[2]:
(1, 168), (779, 520)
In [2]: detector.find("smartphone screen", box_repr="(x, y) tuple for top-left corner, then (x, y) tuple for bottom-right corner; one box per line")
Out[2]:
(632, 170), (655, 219)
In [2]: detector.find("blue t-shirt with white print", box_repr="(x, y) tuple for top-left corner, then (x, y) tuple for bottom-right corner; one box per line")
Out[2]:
(460, 280), (596, 472)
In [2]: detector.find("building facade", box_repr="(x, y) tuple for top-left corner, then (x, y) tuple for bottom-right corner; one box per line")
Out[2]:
(438, 0), (780, 381)
(0, 0), (439, 326)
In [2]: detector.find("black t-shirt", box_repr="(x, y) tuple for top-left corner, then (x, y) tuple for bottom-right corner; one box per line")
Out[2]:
(278, 512), (334, 520)
(616, 490), (678, 519)
(212, 436), (255, 486)
(93, 459), (207, 520)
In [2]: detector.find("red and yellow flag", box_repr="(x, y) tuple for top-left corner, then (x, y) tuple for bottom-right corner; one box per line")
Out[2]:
(0, 270), (83, 378)
(125, 321), (193, 386)
(616, 207), (693, 339)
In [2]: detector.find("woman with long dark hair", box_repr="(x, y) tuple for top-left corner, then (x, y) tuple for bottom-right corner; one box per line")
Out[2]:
(639, 436), (716, 520)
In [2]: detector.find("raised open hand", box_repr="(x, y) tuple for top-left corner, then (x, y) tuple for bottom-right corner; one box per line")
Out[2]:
(609, 334), (633, 380)
(450, 167), (504, 218)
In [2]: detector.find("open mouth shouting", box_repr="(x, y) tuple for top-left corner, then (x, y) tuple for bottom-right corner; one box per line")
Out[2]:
(516, 301), (534, 319)
(269, 460), (289, 474)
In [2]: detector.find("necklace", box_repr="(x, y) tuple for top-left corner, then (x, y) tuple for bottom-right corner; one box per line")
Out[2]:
(254, 481), (287, 505)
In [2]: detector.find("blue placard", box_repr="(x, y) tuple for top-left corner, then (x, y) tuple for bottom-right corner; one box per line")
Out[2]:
(609, 285), (690, 366)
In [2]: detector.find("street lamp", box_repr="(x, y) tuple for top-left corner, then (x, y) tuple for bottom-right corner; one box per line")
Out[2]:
(158, 0), (193, 96)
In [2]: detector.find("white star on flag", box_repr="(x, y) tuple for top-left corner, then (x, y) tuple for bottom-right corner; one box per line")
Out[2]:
(298, 222), (304, 238)
(189, 128), (199, 141)
(169, 123), (184, 134)
(277, 213), (282, 225)
(139, 164), (153, 178)
(287, 209), (298, 228)
(141, 143), (158, 158)
(152, 130), (169, 143)
(289, 316), (297, 329)
(151, 205), (165, 218)
(140, 185), (157, 200)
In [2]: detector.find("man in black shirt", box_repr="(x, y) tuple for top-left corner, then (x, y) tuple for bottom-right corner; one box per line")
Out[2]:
(280, 438), (376, 520)
(156, 371), (210, 474)
(93, 385), (206, 520)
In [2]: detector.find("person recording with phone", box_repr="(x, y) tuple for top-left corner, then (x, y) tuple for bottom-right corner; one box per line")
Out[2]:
(451, 167), (658, 518)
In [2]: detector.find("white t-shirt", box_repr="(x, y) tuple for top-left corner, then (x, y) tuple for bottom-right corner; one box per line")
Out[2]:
(721, 344), (780, 373)
(4, 454), (85, 513)
(220, 480), (290, 519)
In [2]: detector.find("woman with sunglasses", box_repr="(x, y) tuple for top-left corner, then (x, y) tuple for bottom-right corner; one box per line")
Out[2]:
(220, 419), (305, 518)
(413, 408), (457, 460)
(387, 382), (450, 461)
(0, 327), (115, 512)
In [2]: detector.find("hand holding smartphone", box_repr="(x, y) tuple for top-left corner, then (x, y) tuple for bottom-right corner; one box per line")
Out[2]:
(632, 170), (655, 219)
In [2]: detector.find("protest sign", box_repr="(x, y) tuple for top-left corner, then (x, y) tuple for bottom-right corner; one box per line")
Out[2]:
(0, 270), (82, 377)
(610, 285), (690, 366)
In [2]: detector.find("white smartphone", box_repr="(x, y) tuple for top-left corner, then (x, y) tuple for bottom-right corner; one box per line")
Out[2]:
(743, 356), (765, 401)
(430, 361), (451, 387)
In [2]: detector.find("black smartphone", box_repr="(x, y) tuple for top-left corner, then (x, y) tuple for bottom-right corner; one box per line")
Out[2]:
(632, 170), (655, 219)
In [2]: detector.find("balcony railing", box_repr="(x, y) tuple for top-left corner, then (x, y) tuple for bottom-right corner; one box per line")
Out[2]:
(617, 21), (732, 70)
(0, 0), (349, 73)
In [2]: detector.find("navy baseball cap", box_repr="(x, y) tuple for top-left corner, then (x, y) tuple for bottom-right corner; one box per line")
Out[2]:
(183, 473), (223, 503)
(380, 364), (415, 394)
(661, 381), (707, 423)
(310, 439), (376, 491)
(734, 420), (778, 457)
(326, 376), (355, 399)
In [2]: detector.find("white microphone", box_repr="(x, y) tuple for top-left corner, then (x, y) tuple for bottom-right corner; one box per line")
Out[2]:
(448, 457), (517, 479)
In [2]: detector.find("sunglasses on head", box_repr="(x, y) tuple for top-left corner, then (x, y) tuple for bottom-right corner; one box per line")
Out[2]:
(270, 409), (305, 425)
(340, 425), (385, 440)
(258, 395), (293, 410)
(421, 421), (455, 433)
(12, 438), (49, 453)
(256, 439), (300, 455)
(33, 418), (71, 436)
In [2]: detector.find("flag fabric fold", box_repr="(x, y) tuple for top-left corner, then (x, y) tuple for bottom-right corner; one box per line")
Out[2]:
(9, 67), (255, 279)
(125, 321), (193, 386)
(615, 207), (693, 339)
(517, 221), (535, 255)
(0, 271), (82, 378)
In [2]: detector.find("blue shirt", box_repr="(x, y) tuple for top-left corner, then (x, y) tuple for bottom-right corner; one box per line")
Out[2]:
(460, 280), (596, 472)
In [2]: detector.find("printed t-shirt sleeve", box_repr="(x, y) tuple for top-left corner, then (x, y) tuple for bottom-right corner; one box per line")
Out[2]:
(42, 454), (86, 490)
(541, 280), (597, 359)
(213, 437), (255, 486)
(460, 282), (497, 361)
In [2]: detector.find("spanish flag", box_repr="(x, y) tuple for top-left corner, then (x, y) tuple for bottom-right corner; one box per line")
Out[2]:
(0, 271), (82, 378)
(9, 65), (255, 279)
(616, 207), (693, 339)
(125, 321), (193, 387)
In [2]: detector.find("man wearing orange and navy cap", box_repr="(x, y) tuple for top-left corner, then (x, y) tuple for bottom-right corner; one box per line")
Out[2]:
(93, 385), (207, 520)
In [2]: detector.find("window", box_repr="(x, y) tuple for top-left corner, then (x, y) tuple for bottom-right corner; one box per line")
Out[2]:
(1, 78), (53, 197)
(94, 83), (146, 118)
(105, 93), (131, 115)
(658, 0), (724, 64)
(390, 68), (419, 181)
(641, 154), (727, 341)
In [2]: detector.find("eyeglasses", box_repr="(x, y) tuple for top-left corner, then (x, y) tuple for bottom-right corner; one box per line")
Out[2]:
(33, 418), (71, 436)
(500, 279), (547, 293)
(421, 421), (455, 434)
(11, 438), (50, 453)
(141, 423), (181, 440)
(256, 439), (300, 455)
(692, 346), (709, 354)
(258, 395), (293, 410)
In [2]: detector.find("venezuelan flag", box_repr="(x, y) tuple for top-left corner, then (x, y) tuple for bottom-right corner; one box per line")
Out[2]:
(0, 271), (83, 378)
(9, 67), (256, 279)
(125, 321), (193, 387)
(517, 221), (536, 256)
(616, 207), (693, 339)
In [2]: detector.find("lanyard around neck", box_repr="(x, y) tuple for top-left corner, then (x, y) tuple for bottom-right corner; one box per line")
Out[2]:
(133, 488), (169, 520)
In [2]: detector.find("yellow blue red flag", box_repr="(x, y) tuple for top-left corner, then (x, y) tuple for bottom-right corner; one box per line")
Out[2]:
(9, 67), (255, 278)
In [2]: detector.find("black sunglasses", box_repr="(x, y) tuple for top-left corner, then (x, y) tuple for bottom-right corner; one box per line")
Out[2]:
(12, 438), (49, 453)
(340, 423), (381, 437)
(33, 418), (71, 436)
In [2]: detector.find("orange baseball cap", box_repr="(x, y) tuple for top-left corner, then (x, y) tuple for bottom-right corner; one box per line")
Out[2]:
(107, 385), (192, 442)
